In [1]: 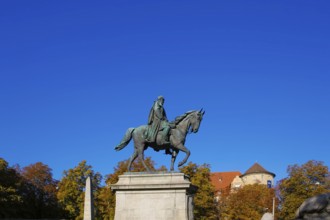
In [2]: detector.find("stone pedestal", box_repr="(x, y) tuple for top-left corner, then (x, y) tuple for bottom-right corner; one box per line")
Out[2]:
(111, 172), (197, 220)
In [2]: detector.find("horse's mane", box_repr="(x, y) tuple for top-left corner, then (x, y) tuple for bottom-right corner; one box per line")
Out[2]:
(171, 110), (195, 125)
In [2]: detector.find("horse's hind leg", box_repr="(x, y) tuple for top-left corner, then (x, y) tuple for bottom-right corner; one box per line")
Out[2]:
(137, 146), (151, 172)
(127, 150), (138, 171)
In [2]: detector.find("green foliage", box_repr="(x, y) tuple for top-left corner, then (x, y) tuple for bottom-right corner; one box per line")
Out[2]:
(95, 186), (113, 220)
(219, 184), (276, 220)
(277, 160), (330, 220)
(180, 162), (218, 220)
(57, 160), (102, 220)
(0, 158), (23, 218)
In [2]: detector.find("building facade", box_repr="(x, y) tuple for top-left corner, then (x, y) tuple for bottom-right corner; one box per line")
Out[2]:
(211, 163), (276, 199)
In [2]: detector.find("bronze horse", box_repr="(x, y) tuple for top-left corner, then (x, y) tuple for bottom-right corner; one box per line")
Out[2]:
(115, 109), (205, 171)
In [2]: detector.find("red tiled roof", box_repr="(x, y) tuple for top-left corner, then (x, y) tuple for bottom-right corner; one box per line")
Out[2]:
(241, 162), (276, 177)
(210, 171), (242, 192)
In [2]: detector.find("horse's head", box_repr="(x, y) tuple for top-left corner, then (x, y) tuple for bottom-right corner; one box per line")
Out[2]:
(189, 109), (205, 133)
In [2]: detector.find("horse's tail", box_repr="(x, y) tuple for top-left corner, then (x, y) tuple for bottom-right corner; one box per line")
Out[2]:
(114, 128), (135, 151)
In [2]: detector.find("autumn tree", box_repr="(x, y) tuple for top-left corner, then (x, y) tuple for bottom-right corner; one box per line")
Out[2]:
(97, 157), (167, 220)
(0, 158), (23, 218)
(179, 162), (218, 220)
(277, 160), (330, 220)
(20, 162), (60, 218)
(219, 184), (277, 220)
(57, 160), (102, 220)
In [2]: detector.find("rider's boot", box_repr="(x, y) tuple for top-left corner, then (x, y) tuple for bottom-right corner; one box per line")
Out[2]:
(161, 127), (171, 145)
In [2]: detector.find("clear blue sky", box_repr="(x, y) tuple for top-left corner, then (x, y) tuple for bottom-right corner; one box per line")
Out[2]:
(1, 1), (329, 183)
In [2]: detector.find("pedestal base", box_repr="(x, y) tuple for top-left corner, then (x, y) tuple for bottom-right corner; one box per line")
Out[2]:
(111, 172), (197, 220)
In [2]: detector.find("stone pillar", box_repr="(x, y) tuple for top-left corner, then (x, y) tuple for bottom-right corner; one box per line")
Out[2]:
(83, 176), (94, 220)
(111, 172), (197, 220)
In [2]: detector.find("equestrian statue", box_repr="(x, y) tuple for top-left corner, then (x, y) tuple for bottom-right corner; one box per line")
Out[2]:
(115, 96), (205, 171)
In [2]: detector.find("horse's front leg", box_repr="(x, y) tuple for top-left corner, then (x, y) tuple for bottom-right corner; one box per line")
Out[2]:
(176, 144), (190, 167)
(170, 149), (179, 171)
